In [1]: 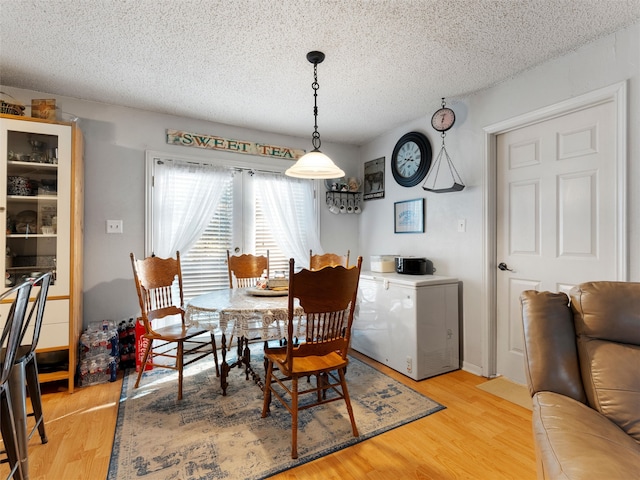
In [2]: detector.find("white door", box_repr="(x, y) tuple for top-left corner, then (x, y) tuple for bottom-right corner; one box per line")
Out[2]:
(496, 99), (619, 383)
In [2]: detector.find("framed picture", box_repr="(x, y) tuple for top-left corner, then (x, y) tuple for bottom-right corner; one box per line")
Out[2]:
(363, 157), (385, 200)
(394, 198), (425, 233)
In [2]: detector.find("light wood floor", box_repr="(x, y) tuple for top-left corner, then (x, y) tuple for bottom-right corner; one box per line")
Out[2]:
(2, 351), (536, 480)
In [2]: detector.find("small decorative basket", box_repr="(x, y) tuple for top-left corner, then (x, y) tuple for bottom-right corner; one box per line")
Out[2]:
(0, 92), (25, 116)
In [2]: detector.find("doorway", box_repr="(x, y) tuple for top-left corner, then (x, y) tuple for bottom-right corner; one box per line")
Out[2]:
(482, 82), (628, 382)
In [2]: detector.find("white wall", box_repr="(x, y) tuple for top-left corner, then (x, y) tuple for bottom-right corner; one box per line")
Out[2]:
(358, 22), (640, 374)
(0, 89), (361, 324)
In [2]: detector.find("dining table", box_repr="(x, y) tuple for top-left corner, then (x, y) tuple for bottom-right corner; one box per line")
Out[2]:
(185, 287), (304, 395)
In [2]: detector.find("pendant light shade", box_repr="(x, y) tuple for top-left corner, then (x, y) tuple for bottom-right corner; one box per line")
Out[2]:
(286, 51), (345, 179)
(286, 149), (345, 179)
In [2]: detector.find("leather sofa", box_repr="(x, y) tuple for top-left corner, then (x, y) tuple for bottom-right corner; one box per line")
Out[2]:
(520, 281), (640, 479)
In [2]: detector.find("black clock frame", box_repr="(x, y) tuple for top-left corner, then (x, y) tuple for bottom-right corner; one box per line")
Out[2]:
(391, 131), (432, 187)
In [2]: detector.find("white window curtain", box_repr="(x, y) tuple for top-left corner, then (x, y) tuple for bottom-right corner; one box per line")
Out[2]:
(153, 159), (233, 258)
(253, 172), (322, 268)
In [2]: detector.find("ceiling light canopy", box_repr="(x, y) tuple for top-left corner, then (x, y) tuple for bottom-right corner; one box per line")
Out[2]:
(286, 51), (345, 179)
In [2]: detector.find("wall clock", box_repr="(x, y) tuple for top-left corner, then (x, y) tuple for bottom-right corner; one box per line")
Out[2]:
(391, 131), (432, 187)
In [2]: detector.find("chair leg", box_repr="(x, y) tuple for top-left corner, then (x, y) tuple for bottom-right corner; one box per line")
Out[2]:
(134, 339), (153, 389)
(210, 332), (220, 377)
(25, 358), (47, 444)
(338, 368), (359, 437)
(261, 360), (274, 417)
(1, 391), (24, 480)
(291, 376), (299, 459)
(177, 341), (184, 401)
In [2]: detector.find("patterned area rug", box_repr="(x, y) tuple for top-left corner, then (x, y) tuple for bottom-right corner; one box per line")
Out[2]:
(108, 348), (445, 480)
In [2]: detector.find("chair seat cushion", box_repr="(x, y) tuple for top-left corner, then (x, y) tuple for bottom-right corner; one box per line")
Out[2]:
(533, 391), (640, 479)
(147, 323), (208, 341)
(267, 350), (348, 376)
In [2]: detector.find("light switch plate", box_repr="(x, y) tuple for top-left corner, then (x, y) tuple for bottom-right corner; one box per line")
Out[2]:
(457, 219), (466, 232)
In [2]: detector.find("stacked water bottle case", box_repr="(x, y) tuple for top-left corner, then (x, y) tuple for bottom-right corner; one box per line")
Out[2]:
(117, 318), (137, 370)
(77, 320), (119, 386)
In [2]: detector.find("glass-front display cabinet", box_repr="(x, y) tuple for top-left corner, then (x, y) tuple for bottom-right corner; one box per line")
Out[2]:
(0, 114), (83, 392)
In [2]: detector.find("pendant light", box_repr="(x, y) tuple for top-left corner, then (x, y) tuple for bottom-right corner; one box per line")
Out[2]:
(286, 51), (345, 179)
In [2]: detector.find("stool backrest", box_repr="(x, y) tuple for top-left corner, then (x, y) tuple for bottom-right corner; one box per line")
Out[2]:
(18, 272), (52, 354)
(0, 281), (33, 385)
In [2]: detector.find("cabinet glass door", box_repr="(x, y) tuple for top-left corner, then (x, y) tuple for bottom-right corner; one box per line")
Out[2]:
(1, 119), (71, 297)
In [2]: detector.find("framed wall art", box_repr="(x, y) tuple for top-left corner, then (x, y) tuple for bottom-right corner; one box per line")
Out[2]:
(363, 157), (385, 200)
(394, 198), (425, 233)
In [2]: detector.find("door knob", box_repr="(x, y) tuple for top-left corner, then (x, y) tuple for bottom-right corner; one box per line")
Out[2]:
(498, 262), (514, 272)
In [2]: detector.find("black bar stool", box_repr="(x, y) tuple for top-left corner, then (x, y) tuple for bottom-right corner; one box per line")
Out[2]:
(15, 273), (53, 446)
(0, 281), (33, 480)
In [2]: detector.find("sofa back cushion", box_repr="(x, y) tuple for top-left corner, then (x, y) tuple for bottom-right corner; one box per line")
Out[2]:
(570, 281), (640, 442)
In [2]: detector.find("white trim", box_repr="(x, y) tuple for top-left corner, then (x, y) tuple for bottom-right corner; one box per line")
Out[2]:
(481, 81), (628, 378)
(144, 153), (155, 257)
(462, 362), (484, 378)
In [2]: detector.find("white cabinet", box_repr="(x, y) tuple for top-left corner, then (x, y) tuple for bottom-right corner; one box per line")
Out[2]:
(352, 271), (459, 380)
(0, 114), (83, 392)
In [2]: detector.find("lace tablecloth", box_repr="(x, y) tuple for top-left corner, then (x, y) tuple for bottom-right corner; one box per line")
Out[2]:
(185, 288), (305, 340)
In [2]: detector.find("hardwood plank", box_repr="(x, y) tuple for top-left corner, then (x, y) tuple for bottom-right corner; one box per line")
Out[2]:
(0, 351), (536, 479)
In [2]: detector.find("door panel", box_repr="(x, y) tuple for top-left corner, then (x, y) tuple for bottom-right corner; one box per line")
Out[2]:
(509, 181), (539, 255)
(497, 100), (618, 383)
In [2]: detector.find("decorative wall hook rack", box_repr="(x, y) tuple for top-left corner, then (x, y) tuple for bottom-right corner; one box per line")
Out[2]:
(325, 191), (362, 214)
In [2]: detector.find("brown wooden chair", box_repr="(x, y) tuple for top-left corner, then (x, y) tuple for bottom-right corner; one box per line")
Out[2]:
(130, 251), (219, 400)
(227, 250), (269, 288)
(261, 256), (363, 458)
(309, 249), (350, 270)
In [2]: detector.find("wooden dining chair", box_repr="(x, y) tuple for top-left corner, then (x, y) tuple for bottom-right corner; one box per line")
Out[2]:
(130, 252), (219, 400)
(309, 249), (350, 270)
(227, 250), (269, 288)
(261, 256), (363, 458)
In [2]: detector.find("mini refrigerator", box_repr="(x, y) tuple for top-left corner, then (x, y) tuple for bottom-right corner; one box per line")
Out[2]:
(351, 271), (460, 380)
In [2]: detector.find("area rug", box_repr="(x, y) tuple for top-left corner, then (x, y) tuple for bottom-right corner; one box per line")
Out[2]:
(108, 348), (445, 480)
(477, 376), (532, 411)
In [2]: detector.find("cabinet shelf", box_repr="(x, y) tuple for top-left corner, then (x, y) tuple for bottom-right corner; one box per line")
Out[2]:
(6, 234), (56, 238)
(7, 194), (57, 201)
(8, 160), (58, 174)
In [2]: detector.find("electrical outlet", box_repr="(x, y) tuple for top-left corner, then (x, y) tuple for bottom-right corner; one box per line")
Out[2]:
(406, 356), (413, 373)
(106, 220), (123, 234)
(457, 218), (466, 232)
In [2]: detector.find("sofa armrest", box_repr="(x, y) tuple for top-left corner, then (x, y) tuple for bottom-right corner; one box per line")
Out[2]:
(533, 392), (640, 480)
(521, 290), (586, 402)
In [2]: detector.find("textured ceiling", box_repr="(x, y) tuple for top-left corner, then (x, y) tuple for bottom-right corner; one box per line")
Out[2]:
(1, 1), (639, 145)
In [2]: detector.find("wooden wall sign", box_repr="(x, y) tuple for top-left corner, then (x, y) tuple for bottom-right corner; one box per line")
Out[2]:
(166, 129), (305, 160)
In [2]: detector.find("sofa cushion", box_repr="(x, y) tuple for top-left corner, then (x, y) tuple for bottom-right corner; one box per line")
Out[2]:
(570, 281), (640, 442)
(570, 281), (640, 344)
(578, 337), (640, 442)
(533, 392), (640, 479)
